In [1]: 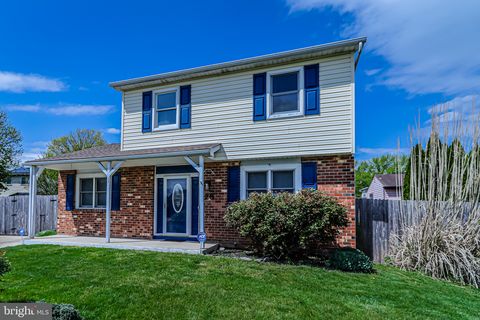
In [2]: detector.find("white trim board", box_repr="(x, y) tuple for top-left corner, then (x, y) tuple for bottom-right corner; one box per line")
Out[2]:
(239, 159), (302, 200)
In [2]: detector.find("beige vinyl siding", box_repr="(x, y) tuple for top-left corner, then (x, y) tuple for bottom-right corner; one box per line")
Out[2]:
(122, 54), (355, 160)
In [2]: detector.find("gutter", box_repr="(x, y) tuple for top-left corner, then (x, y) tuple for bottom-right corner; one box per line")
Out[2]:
(24, 146), (219, 167)
(110, 37), (367, 91)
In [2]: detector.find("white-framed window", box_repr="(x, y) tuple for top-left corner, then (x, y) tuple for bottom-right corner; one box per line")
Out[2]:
(153, 87), (180, 130)
(240, 161), (302, 199)
(266, 67), (304, 119)
(76, 174), (107, 209)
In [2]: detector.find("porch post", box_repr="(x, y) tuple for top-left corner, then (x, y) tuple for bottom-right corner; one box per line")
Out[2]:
(97, 161), (123, 243)
(199, 155), (205, 249)
(184, 155), (206, 249)
(27, 165), (43, 238)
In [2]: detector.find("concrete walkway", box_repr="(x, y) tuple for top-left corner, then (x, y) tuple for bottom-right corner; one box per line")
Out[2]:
(0, 236), (23, 248)
(23, 235), (218, 254)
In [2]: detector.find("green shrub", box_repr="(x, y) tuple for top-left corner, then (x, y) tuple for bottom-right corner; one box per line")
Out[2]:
(327, 248), (374, 273)
(224, 189), (349, 261)
(36, 230), (57, 237)
(52, 304), (83, 320)
(0, 251), (11, 277)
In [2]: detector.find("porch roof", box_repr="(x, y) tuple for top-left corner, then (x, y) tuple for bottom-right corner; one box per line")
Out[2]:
(24, 143), (221, 167)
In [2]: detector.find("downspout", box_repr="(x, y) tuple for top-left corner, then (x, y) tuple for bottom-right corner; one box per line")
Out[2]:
(354, 41), (365, 71)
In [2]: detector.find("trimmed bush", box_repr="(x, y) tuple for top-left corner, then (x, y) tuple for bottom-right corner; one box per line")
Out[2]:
(36, 230), (57, 237)
(224, 189), (348, 261)
(52, 304), (83, 320)
(0, 251), (11, 277)
(327, 248), (374, 273)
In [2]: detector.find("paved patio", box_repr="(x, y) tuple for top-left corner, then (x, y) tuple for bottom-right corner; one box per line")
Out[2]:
(23, 235), (218, 254)
(0, 236), (23, 248)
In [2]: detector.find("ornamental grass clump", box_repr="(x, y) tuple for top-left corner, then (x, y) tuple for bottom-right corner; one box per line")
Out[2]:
(391, 102), (480, 287)
(225, 189), (348, 261)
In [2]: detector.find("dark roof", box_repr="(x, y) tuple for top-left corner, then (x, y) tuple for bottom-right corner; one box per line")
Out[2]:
(375, 174), (404, 188)
(10, 167), (29, 175)
(24, 143), (220, 165)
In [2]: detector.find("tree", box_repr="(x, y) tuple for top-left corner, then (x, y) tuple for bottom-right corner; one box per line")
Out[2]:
(0, 111), (22, 191)
(355, 154), (408, 197)
(37, 129), (107, 195)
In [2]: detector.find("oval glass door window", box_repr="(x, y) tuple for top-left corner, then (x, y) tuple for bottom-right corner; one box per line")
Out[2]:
(172, 183), (184, 213)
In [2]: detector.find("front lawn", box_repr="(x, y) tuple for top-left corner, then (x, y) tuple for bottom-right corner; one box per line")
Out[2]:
(0, 245), (479, 319)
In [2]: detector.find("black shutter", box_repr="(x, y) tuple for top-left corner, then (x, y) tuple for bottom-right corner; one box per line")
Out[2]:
(301, 162), (317, 189)
(253, 73), (266, 121)
(65, 174), (75, 211)
(142, 91), (153, 132)
(156, 178), (164, 234)
(111, 172), (121, 211)
(180, 85), (191, 129)
(191, 176), (199, 235)
(227, 166), (241, 202)
(304, 64), (320, 115)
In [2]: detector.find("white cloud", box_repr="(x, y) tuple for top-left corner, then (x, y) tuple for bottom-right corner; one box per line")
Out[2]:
(419, 95), (480, 140)
(46, 105), (114, 116)
(3, 104), (41, 112)
(19, 141), (50, 164)
(20, 152), (42, 163)
(105, 128), (121, 134)
(0, 71), (66, 93)
(287, 0), (480, 96)
(3, 104), (115, 116)
(364, 68), (381, 76)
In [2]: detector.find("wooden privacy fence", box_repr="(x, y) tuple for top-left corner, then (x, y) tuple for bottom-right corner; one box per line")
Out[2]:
(355, 198), (426, 263)
(0, 195), (57, 235)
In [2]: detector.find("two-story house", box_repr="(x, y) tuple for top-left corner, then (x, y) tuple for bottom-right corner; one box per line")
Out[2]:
(25, 37), (366, 247)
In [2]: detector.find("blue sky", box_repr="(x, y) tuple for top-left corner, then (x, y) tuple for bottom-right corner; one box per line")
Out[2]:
(1, 0), (479, 162)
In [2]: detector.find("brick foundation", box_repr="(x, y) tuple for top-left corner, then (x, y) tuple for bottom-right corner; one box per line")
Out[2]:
(56, 155), (355, 247)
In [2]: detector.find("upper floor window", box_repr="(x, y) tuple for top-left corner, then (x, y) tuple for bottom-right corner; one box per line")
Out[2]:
(154, 88), (180, 130)
(267, 67), (304, 119)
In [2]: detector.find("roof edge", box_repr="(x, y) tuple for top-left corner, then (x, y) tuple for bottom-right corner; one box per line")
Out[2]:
(110, 37), (367, 91)
(24, 145), (220, 167)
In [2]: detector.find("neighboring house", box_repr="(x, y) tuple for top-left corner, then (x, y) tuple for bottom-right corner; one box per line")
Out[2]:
(0, 167), (30, 196)
(25, 37), (366, 247)
(364, 174), (404, 200)
(359, 187), (368, 199)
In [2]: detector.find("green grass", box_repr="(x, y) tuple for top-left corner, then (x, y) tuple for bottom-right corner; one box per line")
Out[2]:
(0, 245), (479, 320)
(35, 230), (57, 237)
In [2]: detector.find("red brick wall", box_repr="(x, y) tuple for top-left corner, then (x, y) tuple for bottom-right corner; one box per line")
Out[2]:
(305, 154), (356, 247)
(204, 161), (245, 246)
(57, 166), (155, 239)
(202, 156), (355, 248)
(56, 155), (355, 247)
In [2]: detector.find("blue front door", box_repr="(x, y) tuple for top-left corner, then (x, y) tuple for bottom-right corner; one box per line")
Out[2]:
(166, 178), (188, 234)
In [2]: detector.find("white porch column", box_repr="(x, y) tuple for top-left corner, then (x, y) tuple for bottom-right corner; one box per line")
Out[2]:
(198, 155), (205, 248)
(27, 165), (44, 238)
(184, 155), (206, 249)
(97, 161), (123, 243)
